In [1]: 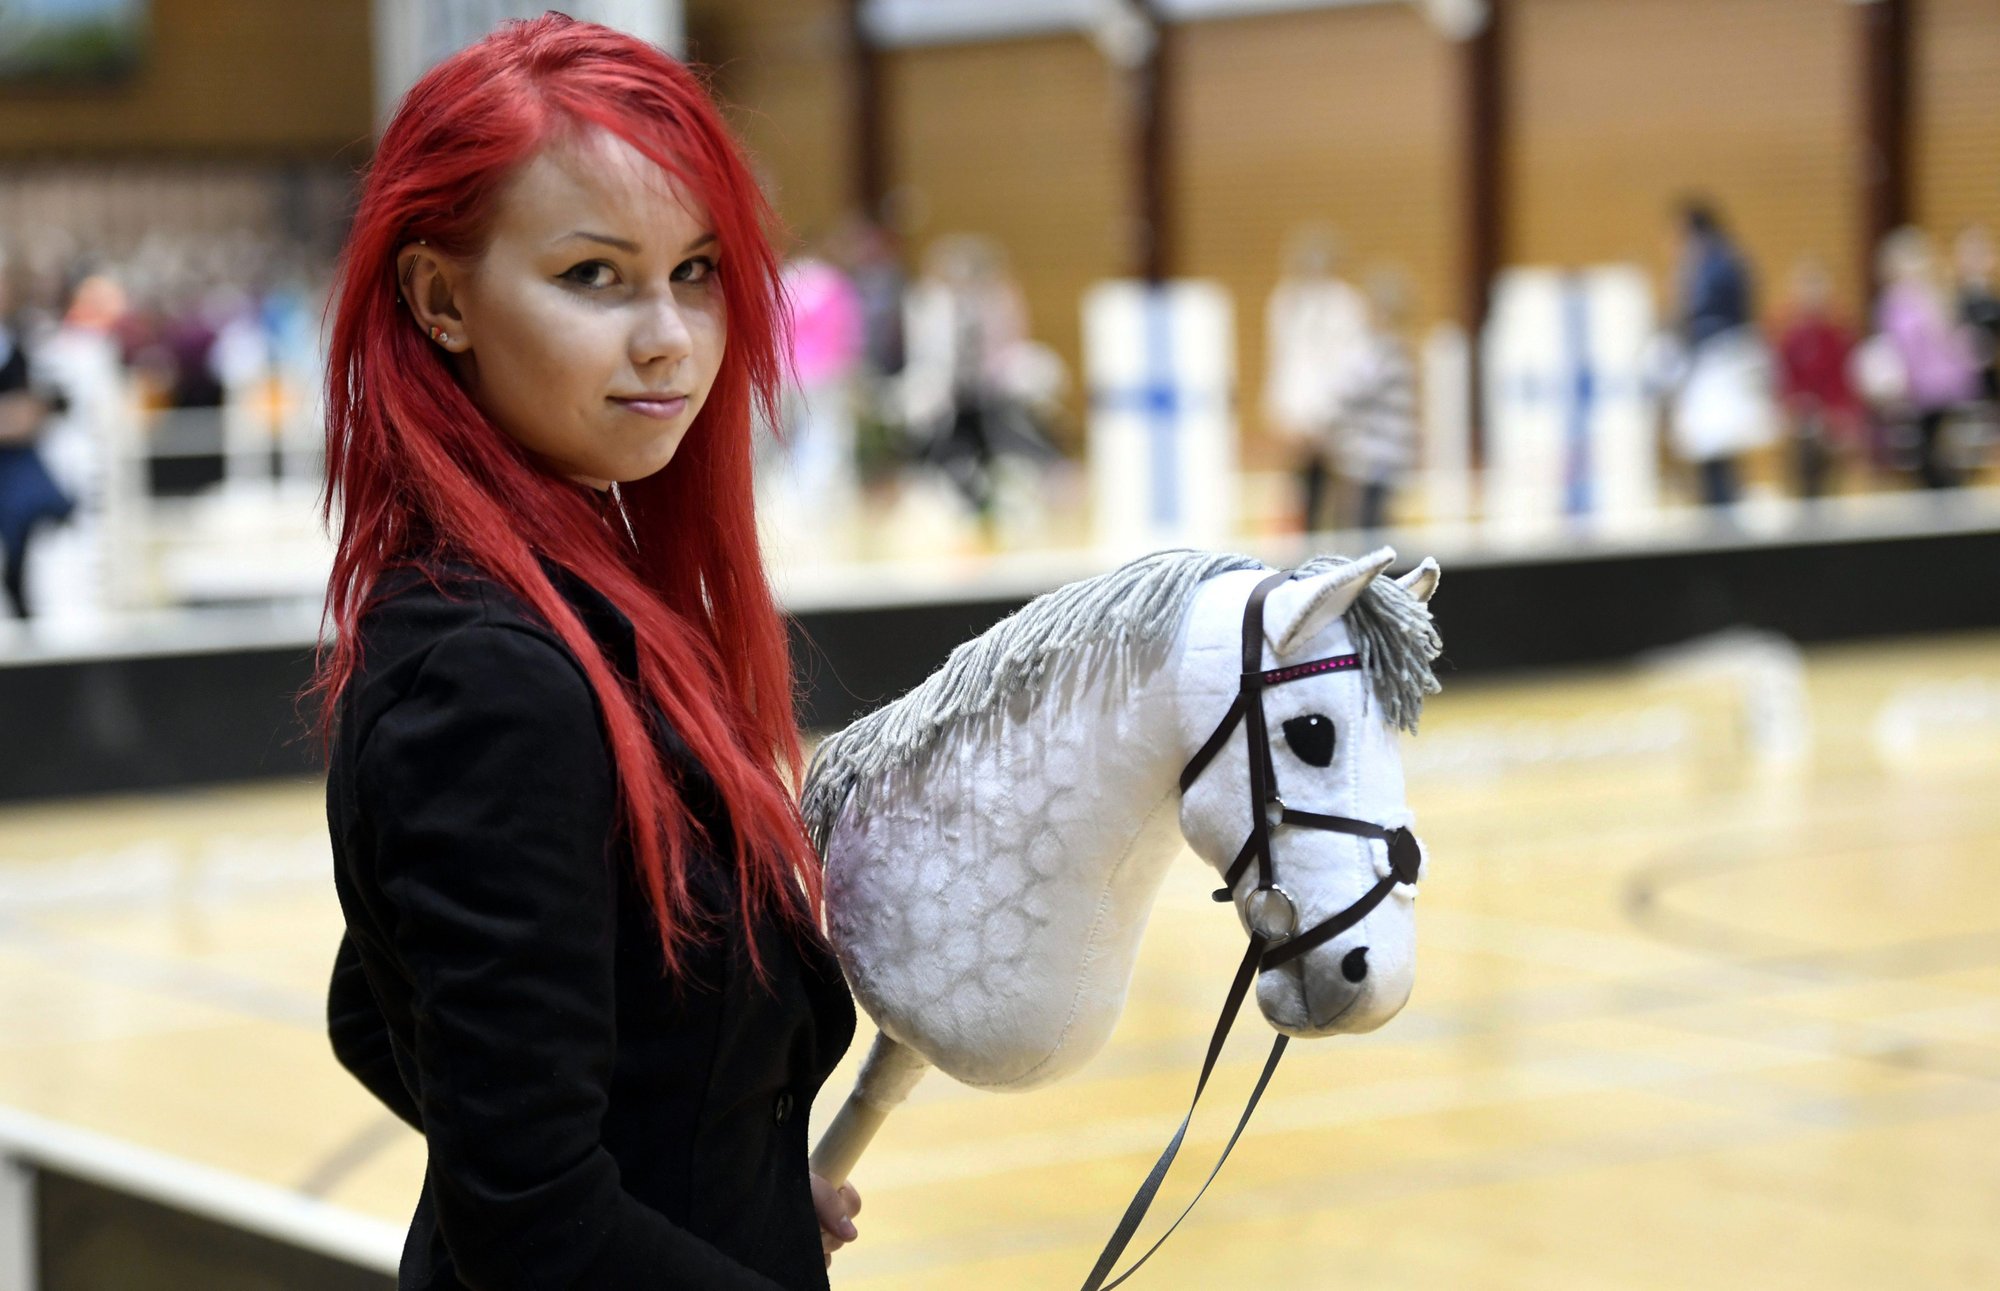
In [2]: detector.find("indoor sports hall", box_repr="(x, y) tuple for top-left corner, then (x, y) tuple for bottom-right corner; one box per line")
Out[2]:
(0, 2), (1994, 1288)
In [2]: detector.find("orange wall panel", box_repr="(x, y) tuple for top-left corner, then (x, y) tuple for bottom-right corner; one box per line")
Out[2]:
(1506, 0), (1860, 318)
(1913, 0), (2000, 250)
(1174, 5), (1458, 461)
(886, 34), (1126, 434)
(697, 0), (853, 249)
(0, 0), (371, 158)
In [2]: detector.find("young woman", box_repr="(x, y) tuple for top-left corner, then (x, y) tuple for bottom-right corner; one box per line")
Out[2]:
(317, 16), (860, 1288)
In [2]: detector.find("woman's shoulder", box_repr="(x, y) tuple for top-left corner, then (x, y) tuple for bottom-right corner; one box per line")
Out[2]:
(361, 556), (563, 653)
(343, 558), (594, 736)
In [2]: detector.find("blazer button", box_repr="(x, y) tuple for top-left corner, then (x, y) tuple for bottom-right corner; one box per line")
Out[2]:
(774, 1091), (794, 1125)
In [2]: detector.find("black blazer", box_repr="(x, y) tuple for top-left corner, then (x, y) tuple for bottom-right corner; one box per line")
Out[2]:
(324, 554), (856, 1290)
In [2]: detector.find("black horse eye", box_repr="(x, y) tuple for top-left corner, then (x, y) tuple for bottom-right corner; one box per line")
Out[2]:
(1282, 714), (1335, 767)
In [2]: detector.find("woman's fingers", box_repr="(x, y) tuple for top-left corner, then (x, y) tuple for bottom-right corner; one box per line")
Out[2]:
(810, 1171), (860, 1242)
(812, 1173), (862, 1268)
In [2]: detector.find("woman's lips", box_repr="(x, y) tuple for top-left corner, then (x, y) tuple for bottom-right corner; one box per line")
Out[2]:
(611, 395), (688, 420)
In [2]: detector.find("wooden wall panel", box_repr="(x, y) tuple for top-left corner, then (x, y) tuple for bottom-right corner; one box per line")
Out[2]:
(0, 0), (371, 158)
(1174, 5), (1458, 460)
(1913, 0), (2000, 248)
(695, 0), (853, 250)
(1507, 0), (1860, 317)
(885, 35), (1125, 434)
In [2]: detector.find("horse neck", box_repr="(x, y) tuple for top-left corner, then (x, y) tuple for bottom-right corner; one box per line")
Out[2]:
(830, 636), (1197, 1091)
(961, 640), (1189, 901)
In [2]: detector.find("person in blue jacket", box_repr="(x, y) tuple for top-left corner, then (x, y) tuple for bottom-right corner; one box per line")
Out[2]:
(0, 274), (74, 620)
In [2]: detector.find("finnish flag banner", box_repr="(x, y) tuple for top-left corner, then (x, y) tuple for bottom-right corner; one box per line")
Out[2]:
(1482, 266), (1658, 536)
(1084, 280), (1237, 552)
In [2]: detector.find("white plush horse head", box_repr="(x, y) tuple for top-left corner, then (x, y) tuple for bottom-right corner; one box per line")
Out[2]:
(803, 548), (1441, 1103)
(1175, 549), (1441, 1039)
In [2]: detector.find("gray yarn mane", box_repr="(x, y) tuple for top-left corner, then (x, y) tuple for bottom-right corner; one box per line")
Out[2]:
(800, 549), (1442, 854)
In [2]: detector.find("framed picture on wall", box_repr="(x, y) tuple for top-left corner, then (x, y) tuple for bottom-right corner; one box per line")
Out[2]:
(0, 0), (146, 86)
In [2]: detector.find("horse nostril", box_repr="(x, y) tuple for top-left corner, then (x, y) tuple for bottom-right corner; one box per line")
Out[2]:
(1341, 947), (1369, 983)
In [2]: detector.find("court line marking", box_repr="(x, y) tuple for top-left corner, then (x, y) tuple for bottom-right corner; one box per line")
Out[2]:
(294, 1114), (412, 1201)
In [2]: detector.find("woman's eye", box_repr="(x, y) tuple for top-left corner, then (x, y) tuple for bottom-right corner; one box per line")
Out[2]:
(1282, 714), (1336, 767)
(560, 260), (618, 289)
(674, 256), (718, 285)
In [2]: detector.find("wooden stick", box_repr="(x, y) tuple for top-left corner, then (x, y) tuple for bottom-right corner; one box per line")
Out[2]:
(809, 1032), (930, 1187)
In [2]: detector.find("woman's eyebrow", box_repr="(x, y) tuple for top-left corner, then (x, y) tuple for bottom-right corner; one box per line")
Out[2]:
(552, 231), (717, 254)
(555, 230), (640, 253)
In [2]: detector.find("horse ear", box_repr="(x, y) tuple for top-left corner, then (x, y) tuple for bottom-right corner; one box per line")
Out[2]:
(1263, 548), (1396, 658)
(1396, 557), (1441, 604)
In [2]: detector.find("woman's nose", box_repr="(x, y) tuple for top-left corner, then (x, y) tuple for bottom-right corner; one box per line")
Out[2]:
(632, 297), (694, 368)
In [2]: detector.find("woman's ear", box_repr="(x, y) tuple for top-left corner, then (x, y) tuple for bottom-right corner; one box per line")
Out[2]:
(397, 242), (471, 354)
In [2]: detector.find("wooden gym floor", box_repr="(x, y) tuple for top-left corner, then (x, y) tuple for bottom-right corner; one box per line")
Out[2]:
(0, 629), (1994, 1289)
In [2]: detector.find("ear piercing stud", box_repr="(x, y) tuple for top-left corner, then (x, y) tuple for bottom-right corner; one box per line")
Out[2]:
(399, 240), (430, 312)
(428, 325), (452, 347)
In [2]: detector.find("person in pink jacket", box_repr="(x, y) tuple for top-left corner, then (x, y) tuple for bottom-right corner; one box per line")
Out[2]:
(1876, 227), (1979, 489)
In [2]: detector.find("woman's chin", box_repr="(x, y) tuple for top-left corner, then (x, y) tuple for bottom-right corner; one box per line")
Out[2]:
(577, 440), (685, 488)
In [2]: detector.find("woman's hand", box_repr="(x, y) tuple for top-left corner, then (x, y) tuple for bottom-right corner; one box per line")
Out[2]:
(810, 1172), (862, 1267)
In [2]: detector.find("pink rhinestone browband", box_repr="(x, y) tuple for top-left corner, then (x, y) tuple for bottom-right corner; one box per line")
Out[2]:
(1259, 653), (1362, 687)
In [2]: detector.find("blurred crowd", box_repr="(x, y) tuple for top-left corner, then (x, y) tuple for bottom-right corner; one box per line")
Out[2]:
(753, 217), (1074, 563)
(0, 231), (331, 617)
(1665, 200), (1998, 511)
(5, 193), (1997, 620)
(0, 210), (1084, 617)
(1262, 203), (2000, 540)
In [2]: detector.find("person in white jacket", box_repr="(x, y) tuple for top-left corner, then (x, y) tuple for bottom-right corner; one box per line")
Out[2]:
(1263, 226), (1367, 533)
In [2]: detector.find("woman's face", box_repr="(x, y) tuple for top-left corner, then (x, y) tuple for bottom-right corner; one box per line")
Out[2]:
(404, 127), (726, 490)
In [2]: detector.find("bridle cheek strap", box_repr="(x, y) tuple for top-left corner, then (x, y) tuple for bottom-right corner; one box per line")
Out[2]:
(1185, 567), (1422, 962)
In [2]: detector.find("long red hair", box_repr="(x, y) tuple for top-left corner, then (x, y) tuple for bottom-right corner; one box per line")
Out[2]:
(311, 12), (819, 985)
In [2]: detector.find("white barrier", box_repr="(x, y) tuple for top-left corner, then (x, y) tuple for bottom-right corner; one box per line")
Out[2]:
(1419, 321), (1473, 525)
(1482, 265), (1660, 537)
(1084, 278), (1237, 553)
(0, 1104), (401, 1290)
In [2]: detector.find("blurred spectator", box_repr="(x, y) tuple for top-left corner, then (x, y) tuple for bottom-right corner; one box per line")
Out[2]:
(826, 213), (907, 381)
(1263, 224), (1367, 533)
(823, 213), (909, 485)
(1328, 266), (1417, 535)
(900, 234), (1058, 516)
(0, 267), (75, 618)
(1953, 224), (2000, 403)
(1876, 226), (1979, 489)
(1773, 258), (1861, 501)
(1669, 199), (1770, 510)
(758, 253), (865, 557)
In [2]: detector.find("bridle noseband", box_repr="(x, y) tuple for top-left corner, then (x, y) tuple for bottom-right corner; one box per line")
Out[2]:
(1180, 568), (1425, 969)
(1082, 567), (1425, 1291)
